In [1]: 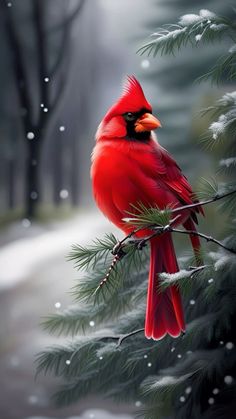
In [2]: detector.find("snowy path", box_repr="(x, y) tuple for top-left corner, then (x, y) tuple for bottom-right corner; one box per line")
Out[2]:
(0, 212), (115, 290)
(0, 212), (133, 419)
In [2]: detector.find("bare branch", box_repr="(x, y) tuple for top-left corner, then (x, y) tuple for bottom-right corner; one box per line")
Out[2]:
(100, 328), (145, 347)
(2, 3), (33, 130)
(170, 228), (236, 254)
(171, 189), (236, 214)
(47, 0), (85, 33)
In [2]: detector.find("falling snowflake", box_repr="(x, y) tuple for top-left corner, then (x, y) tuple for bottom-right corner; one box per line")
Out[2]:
(30, 191), (38, 200)
(225, 342), (234, 350)
(60, 189), (69, 199)
(212, 388), (219, 395)
(190, 299), (195, 305)
(44, 77), (49, 82)
(147, 362), (152, 367)
(180, 396), (186, 403)
(59, 125), (65, 132)
(55, 302), (61, 309)
(22, 218), (31, 228)
(141, 59), (150, 69)
(27, 132), (35, 140)
(224, 375), (233, 385)
(43, 107), (48, 113)
(27, 395), (38, 405)
(185, 386), (192, 394)
(65, 359), (71, 365)
(208, 397), (214, 405)
(89, 320), (95, 327)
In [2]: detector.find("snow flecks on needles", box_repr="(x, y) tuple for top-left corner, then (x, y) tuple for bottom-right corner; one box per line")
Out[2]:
(209, 115), (227, 140)
(229, 44), (236, 54)
(219, 157), (236, 168)
(179, 9), (216, 26)
(160, 269), (194, 284)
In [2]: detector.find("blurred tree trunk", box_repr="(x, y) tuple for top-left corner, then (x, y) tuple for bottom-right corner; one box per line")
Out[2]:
(52, 132), (63, 206)
(8, 158), (15, 209)
(1, 0), (85, 219)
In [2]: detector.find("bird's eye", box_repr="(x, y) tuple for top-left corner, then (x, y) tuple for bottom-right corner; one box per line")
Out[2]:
(124, 112), (136, 122)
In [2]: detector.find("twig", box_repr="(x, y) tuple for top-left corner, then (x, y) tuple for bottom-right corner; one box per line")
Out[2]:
(95, 190), (236, 293)
(100, 328), (145, 348)
(171, 189), (236, 214)
(170, 228), (236, 254)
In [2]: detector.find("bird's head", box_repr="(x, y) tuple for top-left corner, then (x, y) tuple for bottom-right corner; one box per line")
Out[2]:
(96, 76), (161, 142)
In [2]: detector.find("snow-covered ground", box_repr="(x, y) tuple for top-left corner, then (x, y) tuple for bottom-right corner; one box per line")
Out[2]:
(25, 409), (133, 419)
(0, 211), (133, 419)
(0, 211), (116, 291)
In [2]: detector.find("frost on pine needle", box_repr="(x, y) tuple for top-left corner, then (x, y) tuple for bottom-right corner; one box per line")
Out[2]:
(142, 372), (192, 396)
(219, 91), (236, 107)
(219, 157), (236, 168)
(209, 250), (236, 271)
(214, 255), (234, 271)
(179, 14), (201, 26)
(179, 9), (215, 27)
(195, 34), (202, 42)
(209, 115), (227, 139)
(229, 44), (236, 54)
(160, 269), (193, 283)
(199, 9), (216, 20)
(210, 23), (228, 32)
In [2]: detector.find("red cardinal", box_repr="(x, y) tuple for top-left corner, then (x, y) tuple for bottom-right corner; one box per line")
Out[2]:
(91, 76), (203, 340)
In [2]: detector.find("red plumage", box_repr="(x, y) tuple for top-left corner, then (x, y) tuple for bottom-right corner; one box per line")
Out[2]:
(91, 76), (203, 340)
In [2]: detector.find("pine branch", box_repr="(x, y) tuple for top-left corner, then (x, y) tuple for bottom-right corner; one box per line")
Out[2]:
(137, 12), (233, 57)
(99, 328), (145, 348)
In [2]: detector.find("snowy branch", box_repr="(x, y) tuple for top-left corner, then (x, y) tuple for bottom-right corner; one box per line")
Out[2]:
(96, 189), (236, 292)
(100, 328), (145, 347)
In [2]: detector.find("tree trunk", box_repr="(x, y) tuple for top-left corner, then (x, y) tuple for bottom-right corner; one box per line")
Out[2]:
(25, 141), (40, 219)
(52, 133), (63, 206)
(8, 158), (15, 209)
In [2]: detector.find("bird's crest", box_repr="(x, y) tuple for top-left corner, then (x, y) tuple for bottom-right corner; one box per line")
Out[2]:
(104, 75), (152, 121)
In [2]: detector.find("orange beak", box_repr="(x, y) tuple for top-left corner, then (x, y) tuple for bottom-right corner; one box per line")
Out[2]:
(135, 113), (162, 133)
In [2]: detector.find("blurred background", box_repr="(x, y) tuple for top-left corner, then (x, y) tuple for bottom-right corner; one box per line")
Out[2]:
(0, 0), (234, 418)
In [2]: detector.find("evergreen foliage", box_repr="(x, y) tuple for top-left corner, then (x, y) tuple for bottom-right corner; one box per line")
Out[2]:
(37, 8), (236, 419)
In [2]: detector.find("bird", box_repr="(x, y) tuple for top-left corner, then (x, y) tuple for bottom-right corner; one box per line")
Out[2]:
(91, 76), (203, 340)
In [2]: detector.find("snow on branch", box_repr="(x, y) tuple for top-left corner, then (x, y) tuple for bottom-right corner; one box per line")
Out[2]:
(137, 10), (232, 57)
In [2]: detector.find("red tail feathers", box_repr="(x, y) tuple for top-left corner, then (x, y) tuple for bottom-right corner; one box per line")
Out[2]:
(145, 235), (185, 340)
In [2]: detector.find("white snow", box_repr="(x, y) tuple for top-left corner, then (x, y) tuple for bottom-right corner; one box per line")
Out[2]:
(179, 14), (201, 26)
(160, 269), (193, 283)
(179, 10), (215, 27)
(141, 59), (150, 69)
(221, 91), (236, 105)
(209, 114), (227, 139)
(150, 373), (191, 390)
(0, 212), (111, 291)
(210, 23), (227, 31)
(229, 44), (236, 54)
(27, 132), (35, 140)
(199, 9), (216, 19)
(219, 157), (236, 168)
(59, 189), (69, 199)
(25, 410), (133, 419)
(195, 34), (202, 42)
(224, 375), (233, 385)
